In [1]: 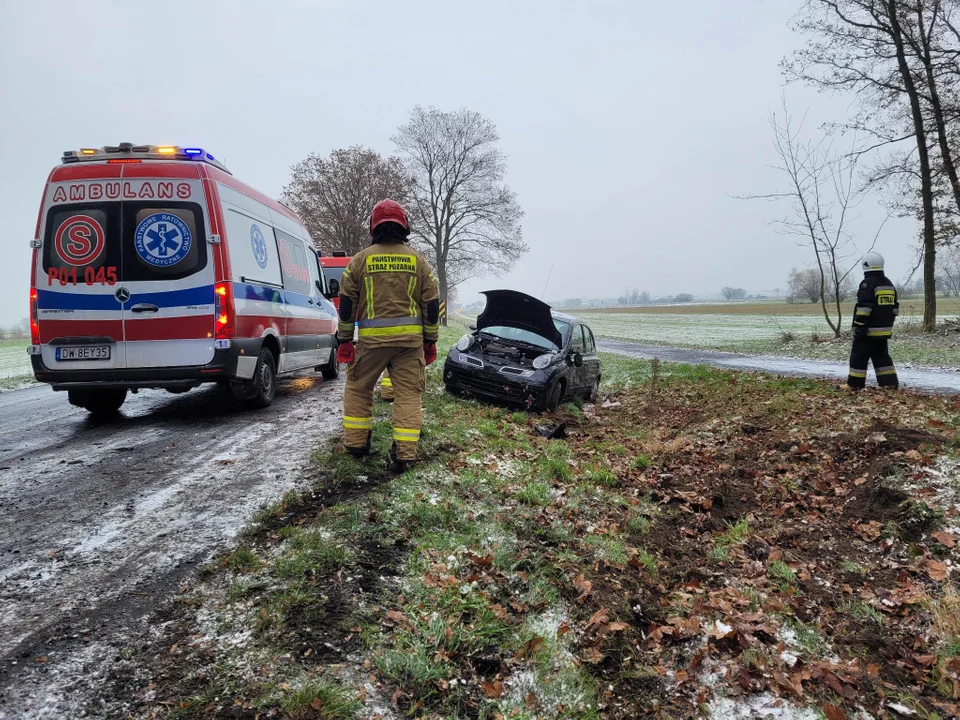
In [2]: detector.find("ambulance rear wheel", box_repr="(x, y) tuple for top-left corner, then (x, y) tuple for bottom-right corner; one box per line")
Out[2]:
(247, 348), (277, 409)
(69, 389), (127, 416)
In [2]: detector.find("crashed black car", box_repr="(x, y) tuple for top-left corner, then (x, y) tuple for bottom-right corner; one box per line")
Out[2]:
(443, 290), (602, 411)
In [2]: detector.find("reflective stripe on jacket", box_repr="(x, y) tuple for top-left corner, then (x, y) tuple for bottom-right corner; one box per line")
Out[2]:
(337, 242), (440, 348)
(853, 271), (899, 338)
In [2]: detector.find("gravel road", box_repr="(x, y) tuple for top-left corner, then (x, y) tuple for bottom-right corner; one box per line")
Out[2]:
(599, 339), (960, 394)
(0, 373), (343, 718)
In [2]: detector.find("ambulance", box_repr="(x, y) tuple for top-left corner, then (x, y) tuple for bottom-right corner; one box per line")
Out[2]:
(29, 143), (340, 414)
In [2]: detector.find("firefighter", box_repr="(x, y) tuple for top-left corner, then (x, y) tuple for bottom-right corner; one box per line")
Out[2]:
(843, 251), (900, 390)
(379, 370), (394, 402)
(336, 199), (440, 472)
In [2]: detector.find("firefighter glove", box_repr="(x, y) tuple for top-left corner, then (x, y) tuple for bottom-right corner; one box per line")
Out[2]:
(337, 341), (356, 364)
(423, 342), (437, 366)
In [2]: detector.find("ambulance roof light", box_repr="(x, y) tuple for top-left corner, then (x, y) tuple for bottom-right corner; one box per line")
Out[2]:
(59, 144), (231, 174)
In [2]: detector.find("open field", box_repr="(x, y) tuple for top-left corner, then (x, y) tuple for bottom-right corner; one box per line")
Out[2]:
(578, 305), (960, 368)
(0, 339), (32, 385)
(577, 297), (960, 317)
(93, 330), (960, 719)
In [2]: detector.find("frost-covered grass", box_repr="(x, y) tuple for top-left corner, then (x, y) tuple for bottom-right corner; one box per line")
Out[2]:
(581, 309), (960, 368)
(0, 339), (32, 384)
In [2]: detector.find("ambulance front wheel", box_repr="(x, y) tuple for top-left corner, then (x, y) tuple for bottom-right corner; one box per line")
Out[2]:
(68, 388), (127, 416)
(247, 348), (277, 409)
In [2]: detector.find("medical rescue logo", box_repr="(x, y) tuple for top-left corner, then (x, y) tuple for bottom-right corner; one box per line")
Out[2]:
(54, 215), (105, 266)
(251, 224), (269, 269)
(134, 213), (192, 268)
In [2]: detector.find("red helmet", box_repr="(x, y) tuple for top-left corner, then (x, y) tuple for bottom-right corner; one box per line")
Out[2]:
(369, 199), (409, 234)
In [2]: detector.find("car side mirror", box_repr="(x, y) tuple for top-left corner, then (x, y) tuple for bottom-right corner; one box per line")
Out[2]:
(469, 323), (477, 331)
(573, 352), (583, 368)
(325, 278), (340, 299)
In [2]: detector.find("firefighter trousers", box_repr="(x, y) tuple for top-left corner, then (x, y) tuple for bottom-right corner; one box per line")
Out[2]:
(847, 336), (898, 389)
(343, 345), (425, 460)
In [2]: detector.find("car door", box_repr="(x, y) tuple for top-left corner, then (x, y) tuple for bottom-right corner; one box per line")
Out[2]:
(275, 229), (319, 370)
(568, 324), (588, 393)
(581, 325), (601, 394)
(36, 196), (127, 371)
(120, 178), (216, 369)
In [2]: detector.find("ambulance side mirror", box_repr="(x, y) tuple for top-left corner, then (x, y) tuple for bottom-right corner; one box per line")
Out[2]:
(325, 279), (340, 299)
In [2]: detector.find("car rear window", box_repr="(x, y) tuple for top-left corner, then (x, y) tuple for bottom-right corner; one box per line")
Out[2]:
(122, 202), (207, 282)
(323, 265), (345, 286)
(42, 204), (121, 282)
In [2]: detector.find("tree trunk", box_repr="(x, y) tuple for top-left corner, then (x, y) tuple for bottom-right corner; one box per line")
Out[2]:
(918, 5), (960, 216)
(436, 262), (448, 327)
(888, 0), (937, 331)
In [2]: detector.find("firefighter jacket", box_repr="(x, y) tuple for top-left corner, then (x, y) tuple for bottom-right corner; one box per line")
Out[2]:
(852, 271), (899, 338)
(337, 241), (441, 348)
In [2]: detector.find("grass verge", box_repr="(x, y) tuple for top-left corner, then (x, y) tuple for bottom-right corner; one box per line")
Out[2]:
(116, 330), (960, 719)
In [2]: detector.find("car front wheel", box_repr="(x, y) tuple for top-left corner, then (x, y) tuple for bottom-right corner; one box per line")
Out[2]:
(544, 380), (564, 411)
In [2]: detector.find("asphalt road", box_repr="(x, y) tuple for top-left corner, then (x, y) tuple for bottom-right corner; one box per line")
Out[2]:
(0, 373), (343, 719)
(598, 339), (960, 394)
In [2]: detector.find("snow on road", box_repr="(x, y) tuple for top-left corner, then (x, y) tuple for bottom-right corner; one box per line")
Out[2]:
(0, 373), (343, 718)
(598, 339), (960, 394)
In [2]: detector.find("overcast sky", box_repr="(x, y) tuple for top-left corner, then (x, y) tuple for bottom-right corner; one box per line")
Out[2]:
(0, 0), (916, 326)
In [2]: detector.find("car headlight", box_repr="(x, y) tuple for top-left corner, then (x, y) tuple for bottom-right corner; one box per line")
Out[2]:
(457, 334), (473, 351)
(533, 353), (555, 370)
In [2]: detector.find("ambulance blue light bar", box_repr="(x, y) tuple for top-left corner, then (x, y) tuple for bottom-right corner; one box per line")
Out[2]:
(61, 144), (231, 174)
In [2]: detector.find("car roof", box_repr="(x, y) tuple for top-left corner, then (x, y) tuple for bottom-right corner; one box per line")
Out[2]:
(318, 256), (351, 267)
(551, 311), (581, 324)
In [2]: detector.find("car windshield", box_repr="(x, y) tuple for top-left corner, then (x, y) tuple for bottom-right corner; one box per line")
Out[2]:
(481, 319), (569, 351)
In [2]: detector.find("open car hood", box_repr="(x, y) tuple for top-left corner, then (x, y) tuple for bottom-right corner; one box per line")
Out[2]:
(477, 290), (563, 349)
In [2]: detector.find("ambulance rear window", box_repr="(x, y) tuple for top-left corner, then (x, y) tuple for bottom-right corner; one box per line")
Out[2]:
(122, 202), (207, 281)
(42, 204), (121, 276)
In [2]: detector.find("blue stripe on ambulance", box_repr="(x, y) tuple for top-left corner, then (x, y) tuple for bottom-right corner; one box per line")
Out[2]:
(37, 285), (215, 311)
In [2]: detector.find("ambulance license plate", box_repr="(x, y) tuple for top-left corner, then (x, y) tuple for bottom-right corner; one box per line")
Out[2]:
(56, 346), (110, 361)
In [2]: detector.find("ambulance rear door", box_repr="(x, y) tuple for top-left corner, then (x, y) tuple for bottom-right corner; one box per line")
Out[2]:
(119, 167), (216, 369)
(36, 167), (127, 371)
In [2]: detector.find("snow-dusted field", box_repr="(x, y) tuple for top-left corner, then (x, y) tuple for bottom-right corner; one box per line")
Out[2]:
(580, 310), (960, 368)
(0, 340), (31, 381)
(581, 311), (838, 346)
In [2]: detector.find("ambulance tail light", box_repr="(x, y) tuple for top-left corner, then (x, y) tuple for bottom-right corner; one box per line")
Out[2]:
(214, 282), (235, 340)
(29, 249), (40, 345)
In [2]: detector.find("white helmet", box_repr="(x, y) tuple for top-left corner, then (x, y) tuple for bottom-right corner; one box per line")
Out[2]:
(862, 251), (884, 272)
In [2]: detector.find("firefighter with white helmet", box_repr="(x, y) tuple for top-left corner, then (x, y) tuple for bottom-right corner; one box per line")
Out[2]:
(336, 199), (440, 472)
(843, 252), (900, 390)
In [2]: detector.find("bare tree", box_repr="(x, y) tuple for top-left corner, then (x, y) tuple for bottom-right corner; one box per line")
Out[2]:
(788, 267), (824, 303)
(741, 102), (883, 336)
(393, 107), (527, 313)
(938, 243), (960, 296)
(638, 291), (651, 304)
(282, 146), (410, 256)
(721, 287), (747, 300)
(784, 0), (960, 331)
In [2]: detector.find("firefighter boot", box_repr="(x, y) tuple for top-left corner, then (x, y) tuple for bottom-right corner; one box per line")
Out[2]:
(386, 346), (425, 464)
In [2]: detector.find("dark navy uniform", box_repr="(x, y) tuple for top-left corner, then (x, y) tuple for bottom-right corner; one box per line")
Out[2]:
(847, 271), (899, 388)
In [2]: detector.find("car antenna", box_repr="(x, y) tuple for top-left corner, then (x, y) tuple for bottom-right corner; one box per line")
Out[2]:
(540, 263), (555, 300)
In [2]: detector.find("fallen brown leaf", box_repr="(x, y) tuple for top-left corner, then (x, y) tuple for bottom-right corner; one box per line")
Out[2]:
(582, 646), (605, 664)
(821, 703), (846, 720)
(482, 680), (503, 698)
(932, 531), (956, 548)
(926, 559), (949, 582)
